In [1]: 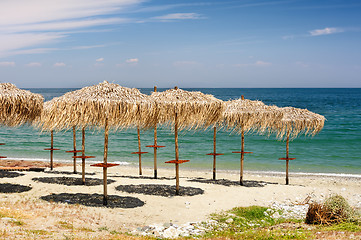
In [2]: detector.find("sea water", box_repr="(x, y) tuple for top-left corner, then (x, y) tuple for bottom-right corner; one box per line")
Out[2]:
(0, 88), (360, 175)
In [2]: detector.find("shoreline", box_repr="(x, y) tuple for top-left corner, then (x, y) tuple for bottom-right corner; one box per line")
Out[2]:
(2, 158), (361, 180)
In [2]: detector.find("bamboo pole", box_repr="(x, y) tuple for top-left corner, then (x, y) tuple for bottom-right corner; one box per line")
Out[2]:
(137, 126), (142, 175)
(103, 119), (109, 205)
(286, 130), (290, 185)
(153, 86), (158, 179)
(73, 126), (77, 174)
(50, 130), (54, 170)
(213, 126), (217, 180)
(81, 127), (85, 185)
(175, 110), (180, 195)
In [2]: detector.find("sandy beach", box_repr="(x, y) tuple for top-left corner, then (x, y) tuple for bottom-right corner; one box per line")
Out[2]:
(0, 160), (360, 238)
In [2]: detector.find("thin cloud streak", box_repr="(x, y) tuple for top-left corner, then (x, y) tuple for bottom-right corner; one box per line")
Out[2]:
(309, 27), (344, 36)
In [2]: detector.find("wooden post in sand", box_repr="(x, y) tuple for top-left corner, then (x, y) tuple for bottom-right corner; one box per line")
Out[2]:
(154, 86), (158, 178)
(73, 127), (77, 173)
(206, 126), (224, 180)
(146, 86), (165, 179)
(103, 119), (109, 205)
(279, 130), (296, 185)
(137, 127), (142, 175)
(81, 127), (86, 184)
(50, 130), (54, 170)
(66, 127), (82, 173)
(90, 119), (119, 206)
(231, 95), (253, 186)
(131, 126), (148, 175)
(165, 86), (190, 195)
(44, 130), (60, 171)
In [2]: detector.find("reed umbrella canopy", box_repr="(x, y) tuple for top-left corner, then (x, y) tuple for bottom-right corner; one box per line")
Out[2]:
(150, 87), (224, 194)
(0, 83), (43, 126)
(151, 88), (224, 129)
(40, 81), (154, 131)
(275, 107), (325, 139)
(222, 98), (283, 134)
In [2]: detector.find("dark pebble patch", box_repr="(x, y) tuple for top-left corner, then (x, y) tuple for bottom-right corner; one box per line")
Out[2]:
(40, 193), (144, 208)
(115, 184), (204, 197)
(44, 170), (96, 175)
(0, 171), (24, 178)
(188, 177), (274, 187)
(32, 177), (115, 186)
(0, 183), (32, 193)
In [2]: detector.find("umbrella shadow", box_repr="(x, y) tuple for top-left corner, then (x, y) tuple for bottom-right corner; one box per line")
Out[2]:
(188, 177), (276, 188)
(108, 175), (175, 180)
(40, 193), (144, 208)
(0, 171), (24, 178)
(0, 183), (32, 193)
(32, 177), (115, 186)
(44, 170), (96, 176)
(115, 184), (204, 197)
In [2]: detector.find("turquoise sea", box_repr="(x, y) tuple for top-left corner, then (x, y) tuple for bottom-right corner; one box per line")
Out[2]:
(1, 88), (360, 176)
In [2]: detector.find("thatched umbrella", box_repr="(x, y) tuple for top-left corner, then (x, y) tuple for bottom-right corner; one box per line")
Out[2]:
(39, 81), (154, 205)
(150, 87), (224, 194)
(222, 95), (283, 185)
(0, 83), (43, 126)
(0, 83), (43, 160)
(274, 107), (325, 185)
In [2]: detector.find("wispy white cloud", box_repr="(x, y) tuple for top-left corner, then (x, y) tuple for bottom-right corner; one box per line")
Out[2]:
(126, 58), (139, 63)
(72, 44), (105, 50)
(153, 13), (202, 20)
(309, 27), (344, 36)
(173, 61), (200, 66)
(54, 62), (66, 67)
(0, 61), (15, 67)
(0, 0), (142, 57)
(96, 57), (104, 62)
(234, 61), (271, 67)
(26, 62), (42, 67)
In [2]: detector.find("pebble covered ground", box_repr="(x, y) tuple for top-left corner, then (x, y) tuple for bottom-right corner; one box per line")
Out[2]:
(130, 200), (311, 239)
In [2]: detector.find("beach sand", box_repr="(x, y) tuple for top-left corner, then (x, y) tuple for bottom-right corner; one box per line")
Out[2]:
(0, 160), (360, 238)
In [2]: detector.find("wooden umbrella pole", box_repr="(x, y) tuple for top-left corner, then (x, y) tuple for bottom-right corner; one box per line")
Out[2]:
(103, 119), (109, 205)
(137, 126), (142, 175)
(81, 127), (85, 185)
(213, 126), (217, 180)
(153, 86), (158, 179)
(73, 126), (77, 174)
(154, 125), (158, 179)
(240, 129), (244, 186)
(175, 111), (180, 195)
(286, 130), (290, 185)
(50, 130), (54, 170)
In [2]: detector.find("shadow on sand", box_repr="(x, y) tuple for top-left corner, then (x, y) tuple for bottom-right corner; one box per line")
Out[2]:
(32, 177), (115, 186)
(44, 170), (96, 176)
(188, 177), (277, 187)
(40, 193), (145, 208)
(0, 183), (32, 193)
(0, 171), (24, 178)
(115, 184), (204, 197)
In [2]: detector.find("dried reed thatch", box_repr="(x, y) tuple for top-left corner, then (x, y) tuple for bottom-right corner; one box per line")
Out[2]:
(150, 88), (224, 130)
(39, 81), (155, 131)
(222, 98), (283, 134)
(274, 107), (325, 139)
(0, 83), (43, 126)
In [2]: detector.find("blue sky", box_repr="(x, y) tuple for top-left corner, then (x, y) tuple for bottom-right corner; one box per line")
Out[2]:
(0, 0), (360, 88)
